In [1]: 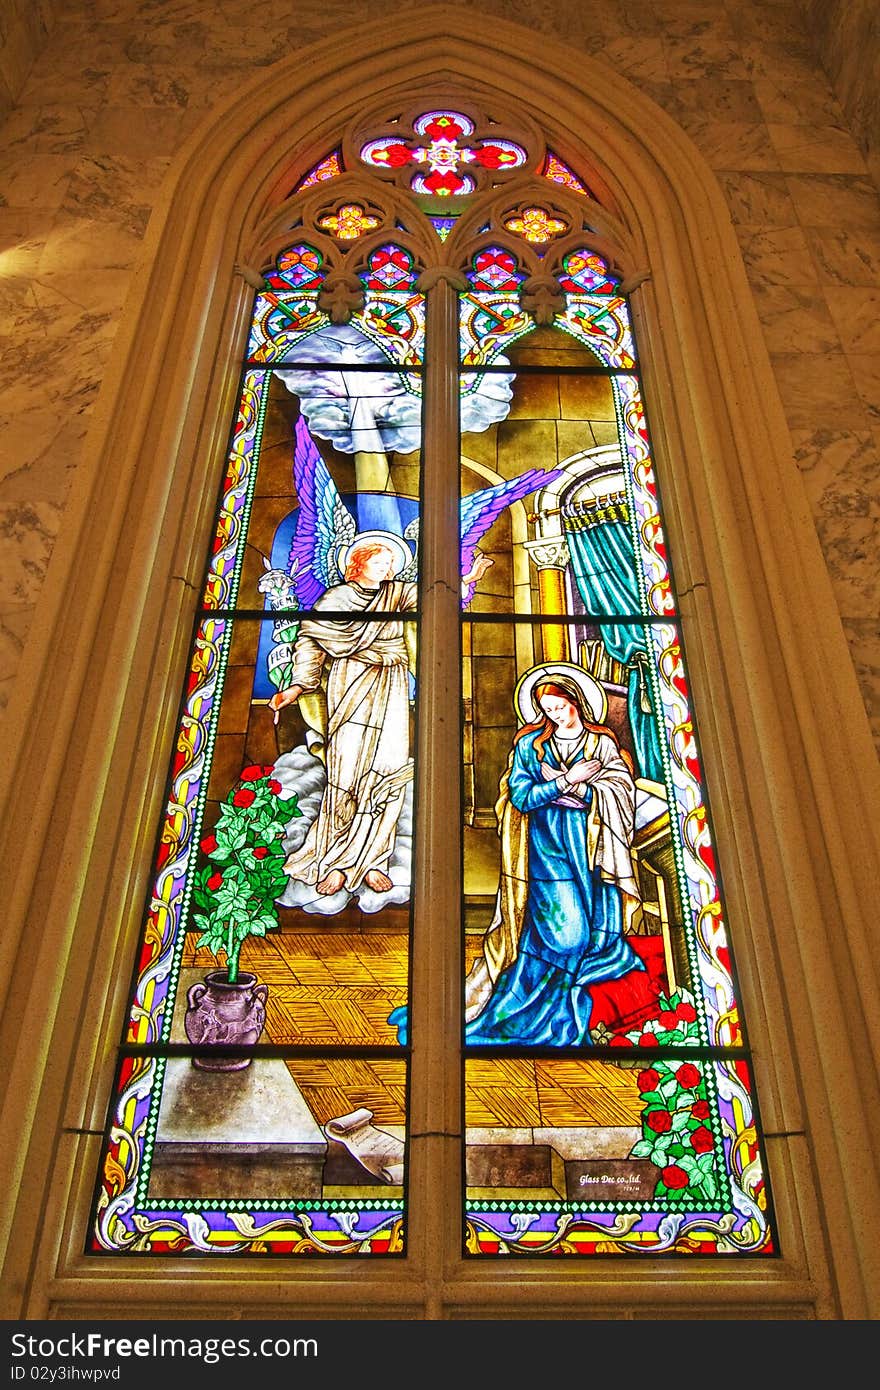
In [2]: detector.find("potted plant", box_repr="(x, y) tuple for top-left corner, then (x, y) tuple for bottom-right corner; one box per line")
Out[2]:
(184, 763), (301, 1069)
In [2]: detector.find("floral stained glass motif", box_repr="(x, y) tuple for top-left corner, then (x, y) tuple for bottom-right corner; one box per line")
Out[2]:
(246, 243), (426, 370)
(558, 249), (619, 296)
(459, 246), (635, 375)
(541, 151), (590, 197)
(430, 216), (457, 242)
(502, 206), (568, 244)
(469, 248), (523, 295)
(246, 245), (329, 363)
(295, 150), (342, 191)
(360, 110), (527, 197)
(317, 203), (381, 240)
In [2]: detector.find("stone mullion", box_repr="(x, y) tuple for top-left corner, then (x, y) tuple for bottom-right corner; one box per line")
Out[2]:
(408, 274), (463, 1306)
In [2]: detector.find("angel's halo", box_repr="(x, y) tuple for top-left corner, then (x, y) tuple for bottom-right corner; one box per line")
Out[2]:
(341, 530), (414, 578)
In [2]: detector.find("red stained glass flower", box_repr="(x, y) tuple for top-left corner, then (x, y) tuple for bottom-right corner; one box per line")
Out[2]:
(422, 114), (466, 142)
(661, 1164), (689, 1190)
(690, 1126), (714, 1154)
(675, 1063), (701, 1090)
(422, 170), (466, 196)
(645, 1110), (673, 1134)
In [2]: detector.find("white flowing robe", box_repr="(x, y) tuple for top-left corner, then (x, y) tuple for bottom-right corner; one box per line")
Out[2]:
(282, 578), (417, 893)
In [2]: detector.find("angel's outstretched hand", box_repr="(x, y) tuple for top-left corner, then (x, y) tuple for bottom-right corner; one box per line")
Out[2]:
(462, 552), (494, 586)
(269, 685), (304, 725)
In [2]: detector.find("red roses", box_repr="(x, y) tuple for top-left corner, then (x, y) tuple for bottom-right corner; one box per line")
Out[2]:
(690, 1126), (713, 1154)
(658, 1001), (697, 1030)
(645, 1110), (673, 1134)
(675, 1063), (701, 1090)
(239, 765), (282, 795)
(630, 1051), (719, 1203)
(660, 1164), (689, 1190)
(192, 762), (300, 984)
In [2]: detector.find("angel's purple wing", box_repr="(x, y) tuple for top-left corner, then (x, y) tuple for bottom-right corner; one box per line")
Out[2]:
(459, 467), (564, 605)
(287, 417), (355, 608)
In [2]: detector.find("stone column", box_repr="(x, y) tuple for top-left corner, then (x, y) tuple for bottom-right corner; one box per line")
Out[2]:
(410, 270), (464, 1306)
(523, 535), (571, 661)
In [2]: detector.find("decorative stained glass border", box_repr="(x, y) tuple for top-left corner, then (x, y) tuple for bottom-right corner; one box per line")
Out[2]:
(465, 1055), (774, 1256)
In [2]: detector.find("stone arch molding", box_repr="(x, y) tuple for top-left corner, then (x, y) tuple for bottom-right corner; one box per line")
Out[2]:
(2, 2), (880, 1321)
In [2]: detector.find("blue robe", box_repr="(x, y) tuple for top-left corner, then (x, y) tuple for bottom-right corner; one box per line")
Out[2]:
(464, 729), (643, 1047)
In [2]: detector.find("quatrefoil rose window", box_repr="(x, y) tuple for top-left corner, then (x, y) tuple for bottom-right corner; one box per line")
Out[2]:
(502, 205), (568, 244)
(360, 109), (527, 196)
(316, 203), (381, 240)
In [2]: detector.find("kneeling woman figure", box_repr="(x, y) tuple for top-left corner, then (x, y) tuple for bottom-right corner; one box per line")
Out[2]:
(464, 668), (644, 1047)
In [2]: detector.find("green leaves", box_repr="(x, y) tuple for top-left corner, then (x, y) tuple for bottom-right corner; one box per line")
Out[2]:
(625, 990), (701, 1048)
(633, 1053), (720, 1204)
(191, 765), (301, 981)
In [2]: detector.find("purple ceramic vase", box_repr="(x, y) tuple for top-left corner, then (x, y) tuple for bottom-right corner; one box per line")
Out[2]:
(184, 970), (268, 1070)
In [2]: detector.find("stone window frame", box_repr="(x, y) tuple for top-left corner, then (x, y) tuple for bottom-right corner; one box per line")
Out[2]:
(1, 7), (878, 1320)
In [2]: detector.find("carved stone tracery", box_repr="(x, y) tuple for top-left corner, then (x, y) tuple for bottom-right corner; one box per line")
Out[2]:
(243, 97), (649, 315)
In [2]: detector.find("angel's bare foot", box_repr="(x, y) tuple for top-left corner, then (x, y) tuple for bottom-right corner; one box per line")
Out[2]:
(317, 870), (345, 895)
(364, 869), (393, 892)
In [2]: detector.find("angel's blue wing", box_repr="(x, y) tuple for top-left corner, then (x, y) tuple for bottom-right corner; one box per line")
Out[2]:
(288, 416), (356, 607)
(459, 467), (564, 604)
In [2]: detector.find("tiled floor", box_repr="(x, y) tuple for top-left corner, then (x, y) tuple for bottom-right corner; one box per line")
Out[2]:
(182, 929), (644, 1129)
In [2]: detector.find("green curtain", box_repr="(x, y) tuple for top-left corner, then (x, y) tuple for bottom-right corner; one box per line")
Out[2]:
(564, 509), (663, 782)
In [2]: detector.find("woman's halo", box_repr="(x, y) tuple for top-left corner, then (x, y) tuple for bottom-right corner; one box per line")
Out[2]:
(341, 530), (413, 577)
(514, 662), (608, 725)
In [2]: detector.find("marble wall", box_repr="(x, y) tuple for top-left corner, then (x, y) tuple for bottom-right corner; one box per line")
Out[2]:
(802, 0), (880, 188)
(0, 1), (57, 121)
(1, 0), (878, 751)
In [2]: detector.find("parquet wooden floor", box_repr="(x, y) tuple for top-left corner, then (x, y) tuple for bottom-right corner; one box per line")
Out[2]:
(182, 930), (642, 1129)
(183, 928), (408, 1047)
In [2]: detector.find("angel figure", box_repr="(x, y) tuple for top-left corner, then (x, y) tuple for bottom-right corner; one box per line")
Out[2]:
(266, 417), (561, 915)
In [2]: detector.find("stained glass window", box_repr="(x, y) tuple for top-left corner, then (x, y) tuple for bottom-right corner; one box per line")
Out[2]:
(456, 324), (769, 1254)
(91, 105), (776, 1260)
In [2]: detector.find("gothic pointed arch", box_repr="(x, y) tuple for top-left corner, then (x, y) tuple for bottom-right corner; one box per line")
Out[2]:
(2, 2), (879, 1320)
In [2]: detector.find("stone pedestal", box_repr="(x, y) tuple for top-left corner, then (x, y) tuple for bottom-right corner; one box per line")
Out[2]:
(466, 1126), (648, 1201)
(148, 1057), (327, 1200)
(466, 1143), (567, 1200)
